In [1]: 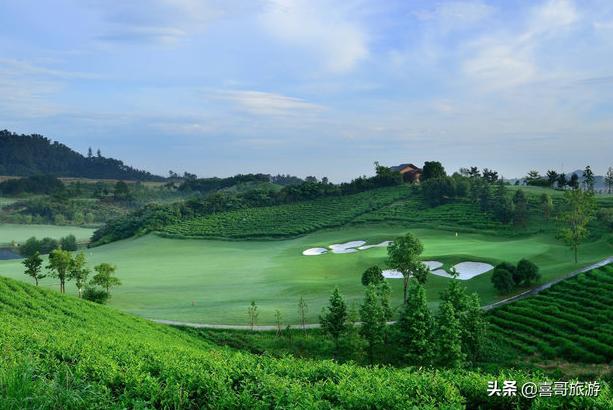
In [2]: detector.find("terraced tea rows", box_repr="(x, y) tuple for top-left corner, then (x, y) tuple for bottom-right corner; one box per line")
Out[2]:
(353, 197), (504, 233)
(488, 264), (613, 363)
(162, 186), (410, 239)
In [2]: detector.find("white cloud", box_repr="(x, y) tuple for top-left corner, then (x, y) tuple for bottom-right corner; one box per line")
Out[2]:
(414, 1), (494, 31)
(258, 0), (368, 73)
(215, 90), (324, 116)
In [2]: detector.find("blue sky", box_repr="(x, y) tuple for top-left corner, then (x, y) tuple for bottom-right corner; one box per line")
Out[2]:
(1, 0), (612, 181)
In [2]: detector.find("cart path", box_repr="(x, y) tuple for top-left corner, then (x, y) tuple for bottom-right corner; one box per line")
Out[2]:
(152, 257), (612, 331)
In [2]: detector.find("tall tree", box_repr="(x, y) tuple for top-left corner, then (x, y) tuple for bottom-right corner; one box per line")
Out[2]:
(557, 173), (567, 190)
(582, 165), (595, 192)
(359, 284), (386, 363)
(421, 161), (446, 181)
(467, 167), (481, 178)
(298, 296), (309, 333)
(247, 301), (258, 331)
(319, 287), (348, 352)
(516, 259), (540, 286)
(605, 167), (613, 194)
(87, 147), (93, 158)
(22, 251), (45, 286)
(47, 248), (72, 293)
(460, 294), (487, 363)
(387, 233), (428, 304)
(512, 189), (528, 226)
(91, 263), (121, 294)
(493, 180), (513, 224)
(482, 168), (498, 183)
(546, 170), (559, 188)
(434, 301), (464, 368)
(569, 173), (580, 190)
(491, 265), (515, 294)
(68, 251), (90, 298)
(377, 281), (394, 321)
(558, 189), (595, 263)
(526, 170), (541, 185)
(540, 193), (553, 220)
(398, 282), (433, 365)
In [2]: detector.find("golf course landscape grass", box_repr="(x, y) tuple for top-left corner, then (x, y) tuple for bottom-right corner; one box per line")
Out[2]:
(0, 223), (95, 246)
(1, 224), (610, 325)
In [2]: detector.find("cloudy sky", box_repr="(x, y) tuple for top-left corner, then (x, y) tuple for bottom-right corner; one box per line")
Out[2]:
(1, 0), (612, 180)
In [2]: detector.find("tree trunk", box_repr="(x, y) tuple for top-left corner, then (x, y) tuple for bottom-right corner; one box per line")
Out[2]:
(34, 278), (38, 286)
(403, 276), (408, 304)
(574, 245), (578, 264)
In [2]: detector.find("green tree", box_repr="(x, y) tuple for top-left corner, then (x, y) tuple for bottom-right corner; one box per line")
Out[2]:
(421, 177), (456, 206)
(605, 167), (613, 194)
(47, 248), (72, 293)
(434, 301), (464, 368)
(512, 189), (528, 226)
(248, 301), (258, 331)
(398, 282), (433, 365)
(540, 193), (553, 220)
(493, 180), (513, 224)
(526, 170), (541, 185)
(546, 170), (559, 188)
(582, 165), (594, 192)
(320, 287), (348, 352)
(113, 181), (132, 201)
(482, 168), (498, 183)
(491, 265), (515, 294)
(516, 259), (540, 286)
(361, 265), (384, 286)
(91, 263), (121, 294)
(557, 173), (567, 189)
(359, 284), (386, 363)
(387, 233), (428, 304)
(298, 296), (308, 333)
(461, 293), (487, 363)
(68, 251), (90, 298)
(558, 189), (595, 263)
(569, 173), (579, 189)
(60, 234), (78, 252)
(22, 251), (45, 286)
(274, 309), (282, 336)
(421, 161), (446, 181)
(377, 280), (393, 321)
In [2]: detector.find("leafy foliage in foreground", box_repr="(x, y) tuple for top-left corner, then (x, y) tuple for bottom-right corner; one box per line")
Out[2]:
(1, 276), (611, 408)
(488, 264), (613, 363)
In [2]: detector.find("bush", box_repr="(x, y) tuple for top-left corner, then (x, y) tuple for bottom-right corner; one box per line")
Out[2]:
(361, 266), (384, 286)
(516, 259), (540, 285)
(491, 267), (514, 294)
(82, 286), (109, 304)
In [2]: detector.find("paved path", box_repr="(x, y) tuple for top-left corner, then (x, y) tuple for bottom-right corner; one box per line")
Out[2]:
(153, 257), (612, 331)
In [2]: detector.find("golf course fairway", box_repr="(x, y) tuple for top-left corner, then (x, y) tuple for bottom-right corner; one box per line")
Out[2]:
(0, 225), (610, 325)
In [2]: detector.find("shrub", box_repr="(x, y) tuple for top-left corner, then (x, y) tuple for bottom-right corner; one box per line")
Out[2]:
(82, 286), (109, 304)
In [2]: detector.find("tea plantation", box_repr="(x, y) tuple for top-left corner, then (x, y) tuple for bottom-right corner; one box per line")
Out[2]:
(489, 264), (613, 363)
(1, 275), (611, 408)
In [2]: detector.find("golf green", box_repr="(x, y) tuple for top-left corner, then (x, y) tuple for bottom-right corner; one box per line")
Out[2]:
(0, 224), (610, 325)
(0, 224), (95, 246)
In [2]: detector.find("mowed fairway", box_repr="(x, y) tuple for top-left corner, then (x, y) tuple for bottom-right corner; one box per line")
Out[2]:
(0, 225), (610, 325)
(0, 223), (95, 246)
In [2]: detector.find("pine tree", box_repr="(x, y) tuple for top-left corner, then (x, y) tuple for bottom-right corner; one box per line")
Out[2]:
(359, 284), (385, 363)
(606, 167), (613, 194)
(320, 287), (348, 352)
(434, 301), (464, 368)
(582, 165), (594, 192)
(512, 189), (528, 226)
(398, 282), (433, 365)
(460, 294), (487, 363)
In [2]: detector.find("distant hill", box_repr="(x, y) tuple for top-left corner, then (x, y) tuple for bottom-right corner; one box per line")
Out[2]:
(0, 130), (163, 181)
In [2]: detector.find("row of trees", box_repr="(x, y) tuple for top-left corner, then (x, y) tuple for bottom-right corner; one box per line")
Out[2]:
(18, 235), (78, 257)
(22, 250), (121, 303)
(526, 165), (613, 193)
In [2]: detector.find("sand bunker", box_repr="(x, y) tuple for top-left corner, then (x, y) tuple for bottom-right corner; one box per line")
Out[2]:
(382, 269), (403, 279)
(430, 262), (493, 280)
(329, 241), (366, 251)
(423, 261), (443, 270)
(302, 248), (328, 256)
(357, 241), (392, 250)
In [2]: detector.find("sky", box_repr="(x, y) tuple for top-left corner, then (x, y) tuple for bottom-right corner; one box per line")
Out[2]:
(0, 0), (612, 181)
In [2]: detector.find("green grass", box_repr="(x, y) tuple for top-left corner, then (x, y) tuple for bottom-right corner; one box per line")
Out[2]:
(488, 264), (613, 364)
(1, 275), (611, 408)
(0, 224), (95, 246)
(1, 225), (610, 325)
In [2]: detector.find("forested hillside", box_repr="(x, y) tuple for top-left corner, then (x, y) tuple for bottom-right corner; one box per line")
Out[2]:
(0, 130), (162, 181)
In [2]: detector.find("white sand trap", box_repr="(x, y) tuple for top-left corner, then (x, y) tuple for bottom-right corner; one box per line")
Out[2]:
(302, 248), (328, 256)
(329, 241), (366, 251)
(423, 261), (443, 270)
(358, 241), (392, 250)
(331, 248), (359, 254)
(431, 269), (450, 278)
(382, 269), (404, 279)
(452, 262), (493, 279)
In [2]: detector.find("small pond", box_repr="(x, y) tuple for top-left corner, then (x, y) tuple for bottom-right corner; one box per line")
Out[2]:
(0, 248), (21, 260)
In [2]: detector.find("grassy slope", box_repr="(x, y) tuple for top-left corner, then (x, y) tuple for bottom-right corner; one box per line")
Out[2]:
(1, 275), (610, 409)
(1, 225), (610, 325)
(0, 224), (95, 246)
